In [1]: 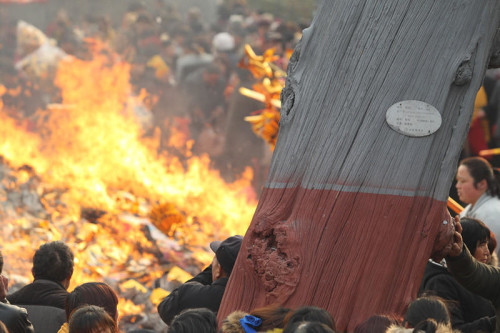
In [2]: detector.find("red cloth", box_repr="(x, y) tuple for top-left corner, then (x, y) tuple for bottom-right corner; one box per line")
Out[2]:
(467, 116), (490, 158)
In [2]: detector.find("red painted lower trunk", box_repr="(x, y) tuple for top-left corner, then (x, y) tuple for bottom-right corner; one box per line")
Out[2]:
(219, 187), (449, 331)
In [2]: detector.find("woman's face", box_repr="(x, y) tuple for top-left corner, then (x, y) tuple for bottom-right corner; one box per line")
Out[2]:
(474, 240), (490, 264)
(456, 165), (486, 205)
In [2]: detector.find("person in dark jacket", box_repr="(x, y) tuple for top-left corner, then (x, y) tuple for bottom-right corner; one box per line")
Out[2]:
(157, 235), (243, 325)
(447, 217), (500, 332)
(419, 217), (496, 332)
(7, 241), (74, 333)
(8, 241), (74, 309)
(0, 251), (34, 333)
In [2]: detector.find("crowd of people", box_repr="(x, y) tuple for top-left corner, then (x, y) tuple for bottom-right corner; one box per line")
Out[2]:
(2, 156), (500, 333)
(2, 206), (500, 333)
(4, 1), (500, 333)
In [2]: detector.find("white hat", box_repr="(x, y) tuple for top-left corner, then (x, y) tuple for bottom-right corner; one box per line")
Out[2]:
(212, 32), (235, 52)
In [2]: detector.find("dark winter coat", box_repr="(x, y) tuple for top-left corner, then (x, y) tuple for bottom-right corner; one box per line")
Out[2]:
(7, 279), (68, 309)
(447, 246), (500, 332)
(419, 260), (495, 332)
(157, 265), (227, 325)
(0, 301), (34, 333)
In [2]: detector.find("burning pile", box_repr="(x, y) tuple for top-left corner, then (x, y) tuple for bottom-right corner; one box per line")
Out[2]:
(0, 49), (257, 329)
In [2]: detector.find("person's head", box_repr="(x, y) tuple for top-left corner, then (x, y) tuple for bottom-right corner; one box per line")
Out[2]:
(284, 321), (335, 333)
(220, 310), (248, 333)
(32, 241), (74, 289)
(403, 296), (451, 328)
(69, 305), (117, 333)
(353, 314), (400, 333)
(460, 217), (491, 263)
(134, 14), (154, 34)
(456, 157), (498, 205)
(168, 308), (217, 333)
(250, 304), (291, 330)
(66, 282), (119, 322)
(284, 306), (335, 332)
(209, 235), (243, 281)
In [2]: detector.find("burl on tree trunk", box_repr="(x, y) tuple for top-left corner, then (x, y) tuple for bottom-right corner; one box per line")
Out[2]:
(219, 1), (500, 331)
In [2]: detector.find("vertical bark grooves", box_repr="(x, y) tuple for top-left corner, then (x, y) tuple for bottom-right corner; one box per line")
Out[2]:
(219, 1), (500, 331)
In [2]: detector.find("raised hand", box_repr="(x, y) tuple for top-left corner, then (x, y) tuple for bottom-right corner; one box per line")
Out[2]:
(448, 215), (464, 258)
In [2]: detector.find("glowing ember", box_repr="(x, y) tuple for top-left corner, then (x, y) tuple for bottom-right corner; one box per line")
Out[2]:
(0, 50), (257, 322)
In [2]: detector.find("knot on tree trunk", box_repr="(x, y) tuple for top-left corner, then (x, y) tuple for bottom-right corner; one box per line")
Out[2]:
(281, 78), (298, 120)
(287, 40), (302, 74)
(247, 222), (300, 303)
(454, 59), (473, 85)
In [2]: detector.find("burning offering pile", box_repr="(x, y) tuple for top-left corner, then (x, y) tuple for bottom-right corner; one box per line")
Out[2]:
(0, 48), (257, 330)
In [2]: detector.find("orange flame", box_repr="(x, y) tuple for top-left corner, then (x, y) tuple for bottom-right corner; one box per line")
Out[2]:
(0, 51), (257, 318)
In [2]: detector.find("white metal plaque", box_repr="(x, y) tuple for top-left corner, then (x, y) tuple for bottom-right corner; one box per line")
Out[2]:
(386, 100), (442, 137)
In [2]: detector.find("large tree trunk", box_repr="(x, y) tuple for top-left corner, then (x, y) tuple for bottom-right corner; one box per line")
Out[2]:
(218, 1), (500, 331)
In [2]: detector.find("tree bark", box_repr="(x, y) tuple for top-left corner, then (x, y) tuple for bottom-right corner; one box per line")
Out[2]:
(219, 1), (500, 331)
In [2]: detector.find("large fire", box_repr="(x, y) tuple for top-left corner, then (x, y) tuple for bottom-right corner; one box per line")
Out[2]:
(0, 50), (257, 324)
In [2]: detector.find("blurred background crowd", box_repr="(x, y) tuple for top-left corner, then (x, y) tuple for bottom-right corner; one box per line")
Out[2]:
(0, 0), (315, 192)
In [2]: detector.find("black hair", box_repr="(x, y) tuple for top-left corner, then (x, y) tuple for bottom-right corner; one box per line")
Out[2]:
(459, 157), (500, 198)
(404, 296), (450, 328)
(353, 314), (400, 333)
(32, 241), (74, 283)
(0, 251), (3, 274)
(284, 321), (336, 333)
(169, 308), (217, 333)
(250, 304), (292, 330)
(284, 306), (335, 332)
(460, 217), (491, 254)
(69, 305), (117, 333)
(412, 318), (440, 333)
